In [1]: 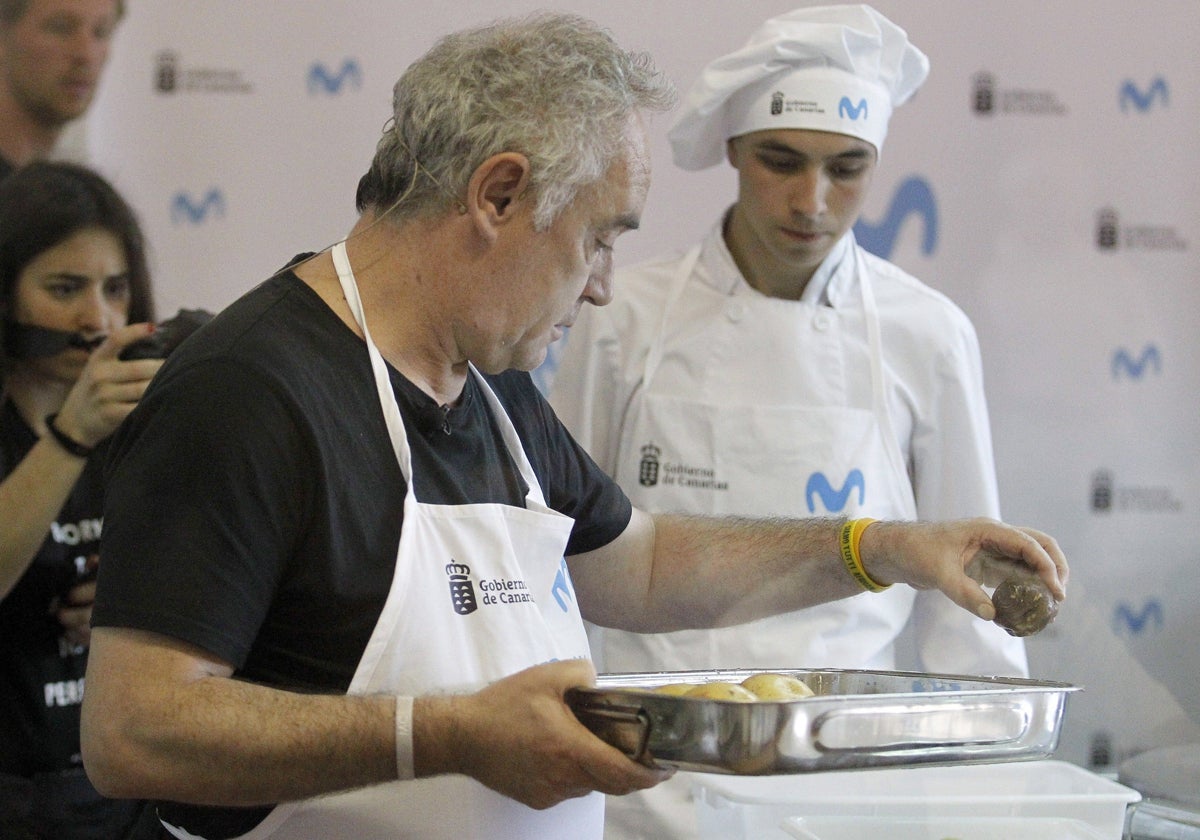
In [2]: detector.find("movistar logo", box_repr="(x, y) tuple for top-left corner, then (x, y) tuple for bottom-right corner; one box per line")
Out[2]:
(307, 59), (363, 95)
(1111, 344), (1161, 379)
(551, 557), (574, 613)
(170, 188), (226, 224)
(1113, 599), (1164, 636)
(805, 469), (865, 513)
(839, 97), (868, 120)
(1119, 77), (1169, 112)
(854, 176), (938, 258)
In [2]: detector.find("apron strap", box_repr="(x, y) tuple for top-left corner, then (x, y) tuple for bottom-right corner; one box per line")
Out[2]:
(331, 240), (417, 484)
(854, 245), (917, 517)
(640, 244), (701, 388)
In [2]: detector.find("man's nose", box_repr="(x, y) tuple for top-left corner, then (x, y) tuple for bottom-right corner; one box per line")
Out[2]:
(70, 27), (110, 67)
(583, 262), (614, 308)
(789, 169), (828, 217)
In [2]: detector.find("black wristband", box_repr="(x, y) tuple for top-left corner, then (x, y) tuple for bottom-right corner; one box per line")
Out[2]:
(44, 413), (94, 458)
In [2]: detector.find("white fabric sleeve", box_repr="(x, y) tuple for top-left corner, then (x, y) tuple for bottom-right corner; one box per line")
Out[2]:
(906, 298), (1028, 676)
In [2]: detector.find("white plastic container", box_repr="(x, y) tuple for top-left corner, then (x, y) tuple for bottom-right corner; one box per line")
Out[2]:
(781, 815), (1108, 839)
(693, 760), (1141, 840)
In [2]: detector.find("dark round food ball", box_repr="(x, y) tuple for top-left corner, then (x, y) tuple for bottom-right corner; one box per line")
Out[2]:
(992, 575), (1059, 637)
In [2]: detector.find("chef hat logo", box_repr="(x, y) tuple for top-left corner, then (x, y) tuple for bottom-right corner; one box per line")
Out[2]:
(670, 4), (930, 169)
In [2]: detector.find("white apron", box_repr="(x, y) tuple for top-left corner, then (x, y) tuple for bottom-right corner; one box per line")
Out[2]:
(595, 243), (918, 675)
(166, 241), (599, 840)
(598, 243), (921, 840)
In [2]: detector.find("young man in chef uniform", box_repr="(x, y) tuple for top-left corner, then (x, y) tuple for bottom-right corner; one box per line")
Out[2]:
(551, 6), (1028, 838)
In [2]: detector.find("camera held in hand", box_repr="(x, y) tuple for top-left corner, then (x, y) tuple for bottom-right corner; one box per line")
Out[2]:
(119, 308), (215, 361)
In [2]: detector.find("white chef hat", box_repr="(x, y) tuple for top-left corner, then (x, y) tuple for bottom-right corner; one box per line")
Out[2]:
(669, 4), (930, 170)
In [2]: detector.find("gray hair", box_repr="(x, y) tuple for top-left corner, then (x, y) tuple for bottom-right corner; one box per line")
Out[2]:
(355, 12), (676, 230)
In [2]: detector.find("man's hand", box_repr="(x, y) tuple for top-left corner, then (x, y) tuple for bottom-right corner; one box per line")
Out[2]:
(417, 659), (672, 809)
(859, 518), (1069, 621)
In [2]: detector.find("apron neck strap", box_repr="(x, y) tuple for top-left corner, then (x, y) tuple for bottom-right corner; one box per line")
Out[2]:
(329, 241), (547, 507)
(641, 244), (702, 387)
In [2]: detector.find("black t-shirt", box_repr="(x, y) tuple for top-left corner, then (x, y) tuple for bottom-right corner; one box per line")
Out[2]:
(95, 264), (632, 838)
(95, 264), (631, 692)
(0, 401), (144, 838)
(0, 401), (103, 776)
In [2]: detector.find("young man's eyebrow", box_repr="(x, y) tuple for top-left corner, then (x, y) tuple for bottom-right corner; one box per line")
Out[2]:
(753, 140), (873, 161)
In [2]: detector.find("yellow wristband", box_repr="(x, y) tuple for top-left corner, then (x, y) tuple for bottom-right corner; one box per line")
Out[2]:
(839, 518), (890, 593)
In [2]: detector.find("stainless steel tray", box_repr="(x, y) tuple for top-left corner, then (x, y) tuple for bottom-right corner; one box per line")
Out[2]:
(566, 668), (1078, 775)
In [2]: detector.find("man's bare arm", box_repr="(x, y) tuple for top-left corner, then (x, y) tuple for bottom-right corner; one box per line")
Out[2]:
(569, 511), (1068, 633)
(82, 628), (667, 809)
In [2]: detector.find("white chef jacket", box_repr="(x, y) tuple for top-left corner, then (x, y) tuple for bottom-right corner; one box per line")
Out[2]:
(550, 219), (1028, 840)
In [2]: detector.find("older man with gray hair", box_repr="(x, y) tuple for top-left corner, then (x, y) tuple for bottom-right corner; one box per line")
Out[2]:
(82, 12), (1066, 840)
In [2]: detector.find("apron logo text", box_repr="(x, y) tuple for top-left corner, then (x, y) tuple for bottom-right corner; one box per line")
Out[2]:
(638, 443), (729, 492)
(478, 577), (533, 606)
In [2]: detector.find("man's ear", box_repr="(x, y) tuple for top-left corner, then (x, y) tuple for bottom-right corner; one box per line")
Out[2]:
(465, 152), (532, 242)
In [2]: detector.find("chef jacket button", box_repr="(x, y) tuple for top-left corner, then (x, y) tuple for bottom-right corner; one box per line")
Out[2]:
(813, 313), (831, 331)
(726, 301), (746, 323)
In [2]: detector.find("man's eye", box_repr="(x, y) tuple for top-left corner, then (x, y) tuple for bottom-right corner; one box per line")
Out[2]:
(831, 165), (868, 180)
(43, 17), (77, 37)
(759, 155), (799, 173)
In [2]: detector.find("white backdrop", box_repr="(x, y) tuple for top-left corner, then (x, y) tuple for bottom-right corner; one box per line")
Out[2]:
(76, 1), (1198, 771)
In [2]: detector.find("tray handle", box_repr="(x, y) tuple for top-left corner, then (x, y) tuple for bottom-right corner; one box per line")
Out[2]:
(812, 701), (1031, 753)
(567, 694), (655, 767)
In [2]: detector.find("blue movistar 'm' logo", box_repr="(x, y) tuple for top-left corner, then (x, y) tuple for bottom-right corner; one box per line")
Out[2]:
(1113, 599), (1164, 636)
(551, 557), (574, 613)
(839, 97), (868, 120)
(1111, 345), (1161, 379)
(805, 469), (865, 513)
(1119, 77), (1168, 112)
(854, 176), (938, 258)
(307, 59), (363, 95)
(170, 189), (226, 224)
